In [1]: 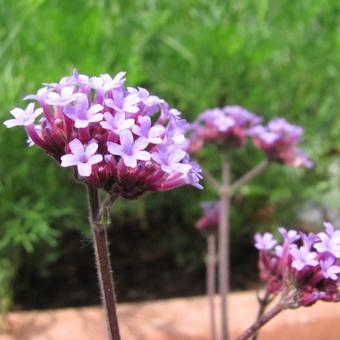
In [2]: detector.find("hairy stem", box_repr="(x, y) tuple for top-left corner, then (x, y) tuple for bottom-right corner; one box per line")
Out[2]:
(87, 185), (121, 340)
(219, 153), (230, 340)
(230, 160), (269, 195)
(237, 302), (284, 340)
(203, 167), (221, 192)
(207, 233), (218, 340)
(251, 291), (272, 340)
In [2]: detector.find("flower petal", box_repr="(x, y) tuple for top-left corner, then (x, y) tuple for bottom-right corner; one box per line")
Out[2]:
(135, 151), (151, 161)
(61, 154), (78, 167)
(69, 139), (84, 156)
(133, 137), (148, 152)
(107, 142), (123, 156)
(122, 155), (137, 168)
(85, 142), (98, 158)
(88, 154), (103, 165)
(77, 163), (92, 177)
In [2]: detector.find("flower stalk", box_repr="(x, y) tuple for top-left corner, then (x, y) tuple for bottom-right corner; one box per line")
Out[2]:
(87, 184), (121, 340)
(251, 291), (272, 340)
(206, 233), (218, 340)
(230, 160), (269, 194)
(236, 301), (284, 340)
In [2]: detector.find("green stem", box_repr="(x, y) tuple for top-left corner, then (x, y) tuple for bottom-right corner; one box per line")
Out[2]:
(230, 160), (269, 195)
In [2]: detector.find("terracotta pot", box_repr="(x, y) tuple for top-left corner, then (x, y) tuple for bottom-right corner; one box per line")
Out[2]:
(1, 291), (339, 339)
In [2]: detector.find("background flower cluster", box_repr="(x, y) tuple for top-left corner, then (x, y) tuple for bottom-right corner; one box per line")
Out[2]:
(255, 222), (340, 306)
(188, 106), (312, 168)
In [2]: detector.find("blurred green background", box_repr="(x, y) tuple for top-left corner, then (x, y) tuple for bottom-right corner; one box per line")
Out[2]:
(1, 0), (339, 313)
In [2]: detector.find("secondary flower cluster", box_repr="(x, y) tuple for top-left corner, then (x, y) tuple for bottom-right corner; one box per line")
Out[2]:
(249, 118), (313, 168)
(4, 70), (202, 198)
(188, 106), (311, 168)
(188, 105), (261, 152)
(255, 222), (340, 307)
(195, 201), (220, 234)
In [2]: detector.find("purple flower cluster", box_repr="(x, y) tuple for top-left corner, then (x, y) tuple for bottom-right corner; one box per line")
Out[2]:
(195, 201), (220, 233)
(255, 222), (340, 306)
(4, 70), (202, 198)
(188, 107), (311, 169)
(188, 105), (261, 152)
(249, 118), (313, 168)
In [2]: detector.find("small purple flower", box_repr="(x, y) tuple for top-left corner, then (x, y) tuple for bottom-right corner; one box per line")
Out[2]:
(64, 94), (103, 128)
(290, 149), (314, 168)
(4, 103), (42, 128)
(127, 87), (163, 114)
(105, 91), (140, 115)
(89, 72), (126, 92)
(45, 86), (77, 106)
(132, 116), (165, 144)
(290, 246), (318, 271)
(223, 105), (262, 127)
(254, 232), (277, 250)
(165, 118), (187, 145)
(278, 227), (300, 243)
(100, 111), (135, 134)
(24, 87), (50, 102)
(214, 114), (235, 132)
(320, 256), (340, 280)
(268, 118), (303, 141)
(186, 161), (203, 189)
(302, 232), (319, 250)
(314, 222), (340, 258)
(151, 145), (192, 174)
(61, 139), (103, 177)
(195, 201), (220, 232)
(107, 130), (151, 168)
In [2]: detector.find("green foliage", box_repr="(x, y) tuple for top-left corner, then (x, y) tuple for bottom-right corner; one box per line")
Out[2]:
(0, 0), (339, 310)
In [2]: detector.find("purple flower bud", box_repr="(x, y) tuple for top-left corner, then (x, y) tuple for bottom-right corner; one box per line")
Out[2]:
(195, 201), (220, 233)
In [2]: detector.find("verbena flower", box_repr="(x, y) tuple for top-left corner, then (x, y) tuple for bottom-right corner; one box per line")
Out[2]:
(255, 232), (277, 250)
(188, 105), (261, 152)
(290, 246), (318, 271)
(313, 222), (340, 256)
(248, 118), (312, 168)
(255, 222), (340, 306)
(61, 139), (103, 176)
(4, 69), (202, 198)
(195, 201), (220, 233)
(4, 103), (43, 128)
